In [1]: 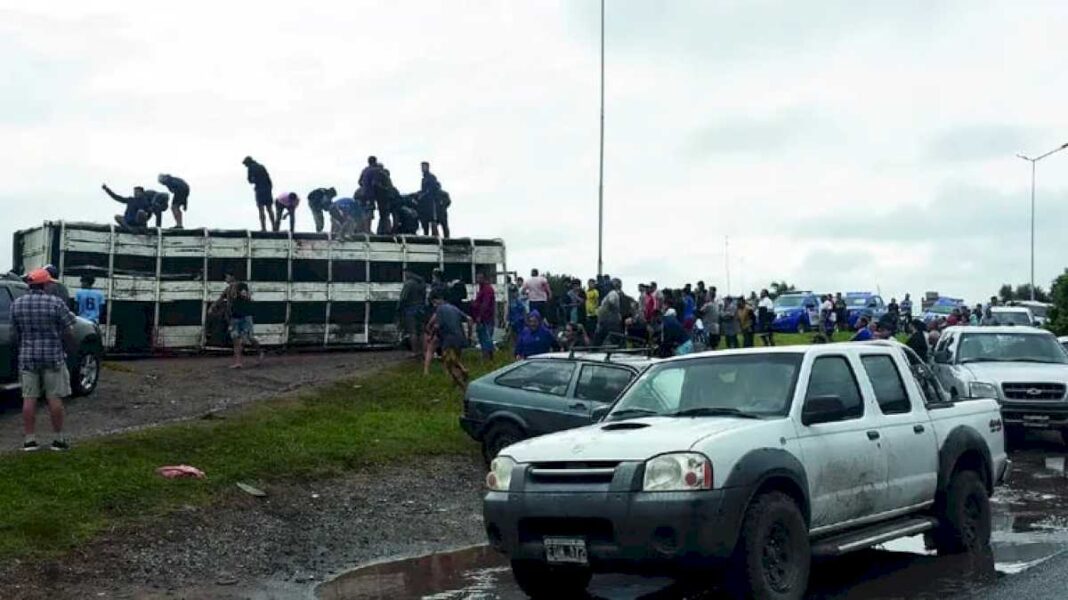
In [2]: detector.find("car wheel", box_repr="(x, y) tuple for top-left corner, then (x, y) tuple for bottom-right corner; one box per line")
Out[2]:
(70, 346), (101, 397)
(933, 470), (991, 555)
(482, 422), (524, 465)
(795, 320), (805, 334)
(510, 560), (591, 599)
(728, 491), (810, 600)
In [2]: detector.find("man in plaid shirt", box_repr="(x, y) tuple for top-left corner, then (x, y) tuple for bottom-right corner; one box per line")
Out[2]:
(11, 268), (77, 451)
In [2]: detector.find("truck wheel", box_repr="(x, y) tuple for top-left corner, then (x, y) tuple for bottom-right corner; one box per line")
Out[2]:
(70, 346), (101, 397)
(1005, 427), (1026, 448)
(482, 422), (524, 465)
(728, 491), (810, 600)
(934, 470), (991, 555)
(510, 560), (591, 599)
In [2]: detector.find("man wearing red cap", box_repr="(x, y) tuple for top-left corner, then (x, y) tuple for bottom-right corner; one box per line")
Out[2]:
(10, 268), (77, 451)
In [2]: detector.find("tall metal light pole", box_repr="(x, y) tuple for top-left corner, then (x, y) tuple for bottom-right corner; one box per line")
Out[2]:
(1016, 142), (1068, 301)
(596, 0), (605, 278)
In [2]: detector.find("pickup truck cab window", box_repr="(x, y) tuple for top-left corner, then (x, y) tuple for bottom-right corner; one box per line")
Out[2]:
(495, 360), (576, 396)
(861, 355), (911, 414)
(607, 353), (802, 419)
(574, 365), (633, 403)
(804, 356), (864, 421)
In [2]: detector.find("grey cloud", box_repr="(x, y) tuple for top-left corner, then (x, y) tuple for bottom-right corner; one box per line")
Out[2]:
(925, 124), (1040, 163)
(686, 107), (835, 156)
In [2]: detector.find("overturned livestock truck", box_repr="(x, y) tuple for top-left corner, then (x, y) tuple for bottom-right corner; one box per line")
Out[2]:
(12, 222), (507, 353)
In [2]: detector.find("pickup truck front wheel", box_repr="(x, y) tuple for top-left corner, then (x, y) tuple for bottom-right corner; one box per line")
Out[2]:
(510, 560), (591, 599)
(934, 470), (991, 555)
(728, 491), (810, 600)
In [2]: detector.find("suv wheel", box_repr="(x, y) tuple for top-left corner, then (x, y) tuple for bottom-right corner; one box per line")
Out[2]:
(482, 422), (524, 465)
(70, 346), (101, 397)
(510, 560), (591, 599)
(728, 491), (810, 600)
(933, 470), (991, 555)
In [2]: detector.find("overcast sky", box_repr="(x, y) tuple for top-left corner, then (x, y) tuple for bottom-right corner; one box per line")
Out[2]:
(3, 0), (1068, 303)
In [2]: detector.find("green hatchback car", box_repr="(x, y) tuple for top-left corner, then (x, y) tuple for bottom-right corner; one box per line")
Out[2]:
(460, 352), (656, 463)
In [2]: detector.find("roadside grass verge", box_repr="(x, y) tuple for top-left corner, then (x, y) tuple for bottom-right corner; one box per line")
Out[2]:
(0, 352), (512, 562)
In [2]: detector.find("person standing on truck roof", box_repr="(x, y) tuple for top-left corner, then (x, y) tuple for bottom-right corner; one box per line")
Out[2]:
(274, 192), (300, 233)
(75, 275), (105, 324)
(329, 197), (360, 240)
(436, 190), (452, 239)
(242, 156), (276, 232)
(102, 183), (151, 228)
(157, 174), (190, 229)
(142, 189), (170, 228)
(430, 292), (474, 391)
(306, 187), (336, 233)
(11, 268), (77, 451)
(419, 162), (441, 236)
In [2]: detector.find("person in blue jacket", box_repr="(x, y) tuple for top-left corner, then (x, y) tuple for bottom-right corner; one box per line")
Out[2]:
(514, 310), (557, 359)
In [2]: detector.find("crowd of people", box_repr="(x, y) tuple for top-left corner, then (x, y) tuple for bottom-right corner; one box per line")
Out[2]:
(101, 156), (455, 238)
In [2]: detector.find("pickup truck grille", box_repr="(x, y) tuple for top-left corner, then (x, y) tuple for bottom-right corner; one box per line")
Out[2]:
(518, 517), (614, 544)
(528, 461), (620, 485)
(1002, 382), (1066, 401)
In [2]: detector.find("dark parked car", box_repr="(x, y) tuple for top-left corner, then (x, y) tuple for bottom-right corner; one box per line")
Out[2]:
(460, 352), (656, 462)
(0, 279), (104, 397)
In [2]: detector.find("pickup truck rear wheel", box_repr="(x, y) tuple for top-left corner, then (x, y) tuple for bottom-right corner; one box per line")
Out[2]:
(510, 560), (591, 599)
(70, 345), (101, 397)
(482, 422), (524, 465)
(934, 470), (991, 555)
(728, 491), (810, 600)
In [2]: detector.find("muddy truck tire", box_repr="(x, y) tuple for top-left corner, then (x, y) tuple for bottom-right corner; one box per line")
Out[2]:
(933, 470), (991, 555)
(728, 491), (810, 600)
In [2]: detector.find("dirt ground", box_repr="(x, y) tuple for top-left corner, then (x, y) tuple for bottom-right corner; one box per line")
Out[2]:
(0, 454), (487, 600)
(0, 349), (407, 450)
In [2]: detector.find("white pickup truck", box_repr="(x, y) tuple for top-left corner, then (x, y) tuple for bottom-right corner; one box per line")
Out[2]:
(483, 342), (1008, 600)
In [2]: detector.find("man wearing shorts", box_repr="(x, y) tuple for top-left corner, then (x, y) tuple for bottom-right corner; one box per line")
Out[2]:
(228, 281), (264, 369)
(430, 292), (473, 391)
(243, 156), (275, 232)
(158, 174), (190, 229)
(11, 268), (77, 451)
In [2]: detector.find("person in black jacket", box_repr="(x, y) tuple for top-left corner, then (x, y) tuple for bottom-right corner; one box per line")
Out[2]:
(906, 319), (929, 361)
(158, 174), (190, 229)
(242, 156), (275, 232)
(418, 162), (441, 236)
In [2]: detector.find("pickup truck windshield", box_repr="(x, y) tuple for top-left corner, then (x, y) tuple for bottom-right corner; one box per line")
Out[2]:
(606, 354), (803, 420)
(957, 332), (1068, 364)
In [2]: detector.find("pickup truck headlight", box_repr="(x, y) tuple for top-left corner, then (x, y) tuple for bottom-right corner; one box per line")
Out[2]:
(642, 453), (712, 492)
(968, 381), (999, 400)
(486, 456), (516, 491)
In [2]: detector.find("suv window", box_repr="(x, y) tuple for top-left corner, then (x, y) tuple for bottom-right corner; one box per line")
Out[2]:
(574, 364), (634, 403)
(495, 360), (576, 397)
(804, 356), (864, 420)
(861, 355), (911, 414)
(0, 289), (11, 321)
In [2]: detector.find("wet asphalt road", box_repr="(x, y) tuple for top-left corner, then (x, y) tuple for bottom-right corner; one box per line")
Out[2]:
(318, 431), (1068, 600)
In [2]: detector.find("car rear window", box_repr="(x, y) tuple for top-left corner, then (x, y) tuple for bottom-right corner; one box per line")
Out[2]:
(574, 364), (634, 403)
(495, 360), (576, 396)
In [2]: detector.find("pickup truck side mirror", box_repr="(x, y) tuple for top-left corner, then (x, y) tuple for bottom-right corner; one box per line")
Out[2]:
(592, 405), (611, 422)
(933, 350), (951, 364)
(802, 395), (846, 426)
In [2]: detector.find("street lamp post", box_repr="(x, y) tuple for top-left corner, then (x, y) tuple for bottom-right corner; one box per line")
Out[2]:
(1016, 142), (1068, 301)
(596, 0), (605, 278)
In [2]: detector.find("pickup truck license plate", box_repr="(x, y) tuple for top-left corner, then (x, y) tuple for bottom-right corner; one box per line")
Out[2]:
(544, 537), (588, 564)
(1023, 415), (1051, 428)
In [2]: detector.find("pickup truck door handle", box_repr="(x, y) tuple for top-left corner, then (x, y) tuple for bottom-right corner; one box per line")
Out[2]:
(569, 402), (588, 411)
(914, 424), (926, 434)
(866, 430), (880, 441)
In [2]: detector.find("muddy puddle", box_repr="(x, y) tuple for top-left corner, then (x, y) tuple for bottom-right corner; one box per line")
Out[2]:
(318, 449), (1068, 600)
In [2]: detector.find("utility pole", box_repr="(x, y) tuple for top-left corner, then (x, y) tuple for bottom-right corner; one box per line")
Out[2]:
(1016, 142), (1068, 301)
(596, 0), (605, 278)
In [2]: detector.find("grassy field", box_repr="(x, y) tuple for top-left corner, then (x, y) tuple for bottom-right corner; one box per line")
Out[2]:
(0, 353), (511, 562)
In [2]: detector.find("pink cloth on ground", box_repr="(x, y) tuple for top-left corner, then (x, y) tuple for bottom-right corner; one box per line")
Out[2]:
(156, 465), (206, 479)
